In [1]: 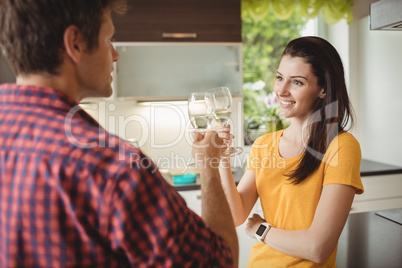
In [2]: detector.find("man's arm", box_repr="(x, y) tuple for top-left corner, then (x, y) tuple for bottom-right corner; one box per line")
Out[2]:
(193, 131), (239, 267)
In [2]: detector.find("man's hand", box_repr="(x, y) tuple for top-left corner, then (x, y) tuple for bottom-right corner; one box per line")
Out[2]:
(192, 130), (224, 169)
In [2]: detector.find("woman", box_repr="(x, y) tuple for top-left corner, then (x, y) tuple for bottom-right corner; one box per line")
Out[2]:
(218, 36), (364, 267)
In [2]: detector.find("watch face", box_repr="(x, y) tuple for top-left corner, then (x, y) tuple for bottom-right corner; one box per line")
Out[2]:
(256, 224), (267, 236)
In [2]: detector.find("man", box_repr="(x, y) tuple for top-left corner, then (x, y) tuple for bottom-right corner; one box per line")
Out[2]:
(0, 0), (238, 267)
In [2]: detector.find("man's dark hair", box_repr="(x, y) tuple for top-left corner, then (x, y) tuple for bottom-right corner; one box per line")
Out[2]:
(0, 0), (126, 76)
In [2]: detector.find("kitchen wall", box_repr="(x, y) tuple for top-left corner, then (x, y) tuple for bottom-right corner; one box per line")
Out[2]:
(319, 0), (402, 167)
(350, 0), (402, 167)
(351, 16), (402, 167)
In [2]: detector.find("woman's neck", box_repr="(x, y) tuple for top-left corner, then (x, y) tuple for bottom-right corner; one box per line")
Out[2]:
(283, 118), (310, 144)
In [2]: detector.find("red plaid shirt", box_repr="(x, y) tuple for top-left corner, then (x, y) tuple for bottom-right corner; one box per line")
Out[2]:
(0, 84), (233, 267)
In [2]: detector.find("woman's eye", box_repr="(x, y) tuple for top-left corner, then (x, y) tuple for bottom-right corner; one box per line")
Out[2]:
(276, 75), (283, 81)
(293, 80), (303, 86)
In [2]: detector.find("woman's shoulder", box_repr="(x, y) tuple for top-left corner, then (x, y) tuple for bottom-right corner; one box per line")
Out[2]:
(334, 131), (360, 147)
(326, 131), (361, 157)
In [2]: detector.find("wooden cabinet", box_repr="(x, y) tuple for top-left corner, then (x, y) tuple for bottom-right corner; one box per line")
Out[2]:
(112, 0), (241, 42)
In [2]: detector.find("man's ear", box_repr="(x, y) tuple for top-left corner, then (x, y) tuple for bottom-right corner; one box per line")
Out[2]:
(319, 88), (326, 99)
(63, 25), (86, 63)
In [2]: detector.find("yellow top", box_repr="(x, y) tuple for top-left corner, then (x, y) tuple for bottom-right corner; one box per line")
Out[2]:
(246, 129), (364, 267)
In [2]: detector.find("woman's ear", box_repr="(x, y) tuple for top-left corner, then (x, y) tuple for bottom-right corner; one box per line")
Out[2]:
(318, 88), (326, 99)
(63, 25), (86, 63)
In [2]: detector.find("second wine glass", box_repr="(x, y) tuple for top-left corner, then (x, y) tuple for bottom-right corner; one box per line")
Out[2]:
(205, 87), (243, 158)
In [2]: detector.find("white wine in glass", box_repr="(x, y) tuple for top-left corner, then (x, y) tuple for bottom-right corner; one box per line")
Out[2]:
(205, 87), (243, 158)
(187, 92), (214, 167)
(188, 92), (213, 133)
(214, 109), (232, 125)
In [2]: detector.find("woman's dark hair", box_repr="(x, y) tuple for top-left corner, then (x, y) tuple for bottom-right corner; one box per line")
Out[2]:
(283, 36), (355, 184)
(0, 0), (126, 76)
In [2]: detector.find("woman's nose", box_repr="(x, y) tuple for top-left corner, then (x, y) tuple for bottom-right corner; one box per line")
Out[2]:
(274, 81), (288, 96)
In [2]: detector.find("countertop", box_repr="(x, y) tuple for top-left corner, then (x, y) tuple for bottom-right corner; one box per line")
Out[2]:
(163, 167), (244, 191)
(168, 159), (402, 191)
(336, 208), (402, 268)
(360, 159), (402, 177)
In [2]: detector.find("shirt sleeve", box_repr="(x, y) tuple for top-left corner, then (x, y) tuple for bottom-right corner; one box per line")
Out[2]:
(109, 153), (233, 267)
(322, 132), (364, 194)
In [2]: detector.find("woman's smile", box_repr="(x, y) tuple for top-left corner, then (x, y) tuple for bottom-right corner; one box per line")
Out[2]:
(278, 98), (296, 108)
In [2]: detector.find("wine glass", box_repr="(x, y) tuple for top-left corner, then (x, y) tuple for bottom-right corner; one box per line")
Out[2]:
(205, 87), (243, 158)
(188, 92), (214, 133)
(187, 92), (214, 167)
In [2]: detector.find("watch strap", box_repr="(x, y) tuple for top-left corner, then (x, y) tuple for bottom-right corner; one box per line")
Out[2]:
(255, 222), (272, 242)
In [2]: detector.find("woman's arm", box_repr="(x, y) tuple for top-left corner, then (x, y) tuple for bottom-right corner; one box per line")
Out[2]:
(246, 184), (355, 264)
(219, 161), (259, 226)
(216, 125), (259, 227)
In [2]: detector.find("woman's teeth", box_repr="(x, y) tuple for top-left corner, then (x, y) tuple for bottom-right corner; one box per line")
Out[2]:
(281, 100), (295, 106)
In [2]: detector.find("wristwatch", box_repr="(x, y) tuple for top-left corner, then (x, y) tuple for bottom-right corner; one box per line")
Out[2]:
(255, 222), (272, 242)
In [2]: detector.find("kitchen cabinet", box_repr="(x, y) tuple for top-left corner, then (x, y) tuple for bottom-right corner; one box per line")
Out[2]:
(178, 190), (202, 215)
(113, 43), (242, 100)
(351, 173), (402, 213)
(112, 0), (241, 42)
(351, 159), (402, 214)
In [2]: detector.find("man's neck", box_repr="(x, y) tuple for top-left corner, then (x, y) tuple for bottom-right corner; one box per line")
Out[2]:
(16, 73), (80, 102)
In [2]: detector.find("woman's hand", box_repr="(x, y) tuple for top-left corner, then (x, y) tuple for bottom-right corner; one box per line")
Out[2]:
(245, 213), (266, 239)
(214, 125), (234, 147)
(214, 125), (233, 169)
